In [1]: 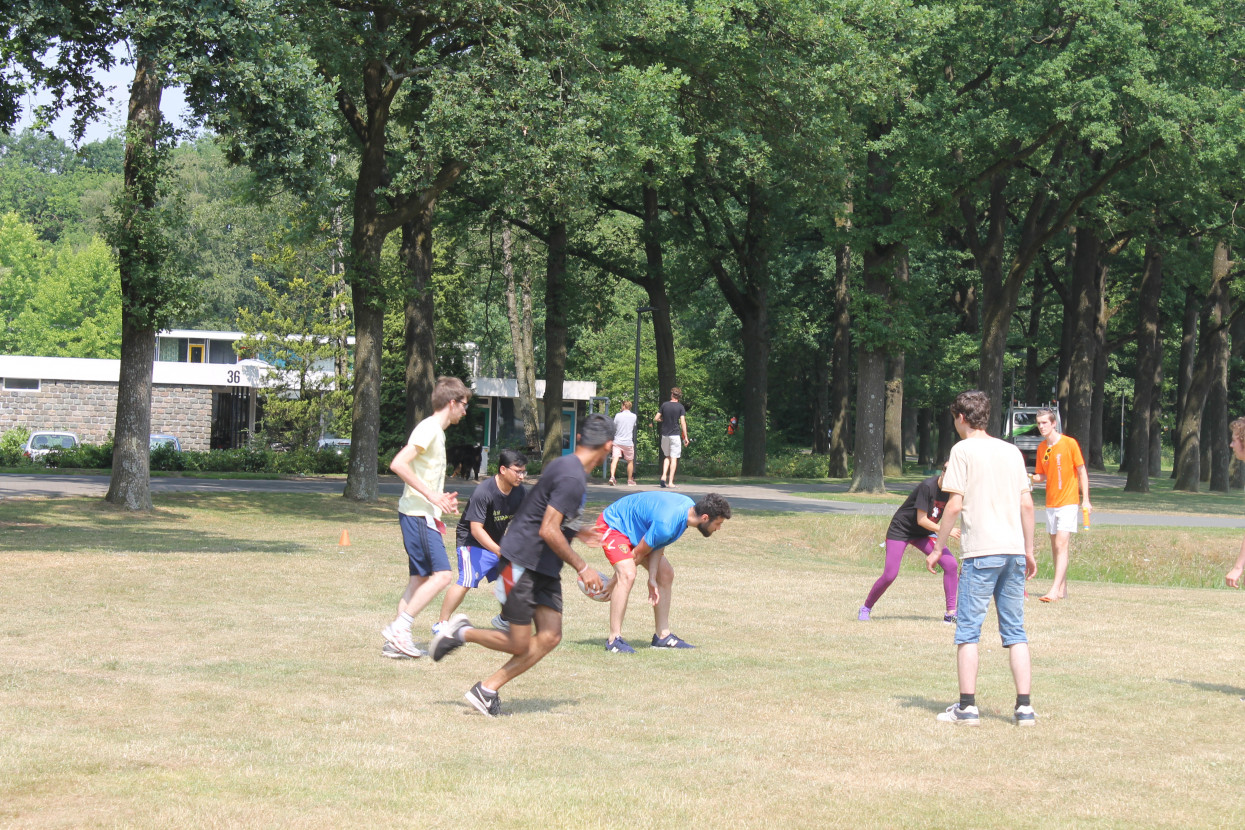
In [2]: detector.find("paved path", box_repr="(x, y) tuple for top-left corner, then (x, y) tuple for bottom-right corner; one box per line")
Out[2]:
(2, 472), (1242, 528)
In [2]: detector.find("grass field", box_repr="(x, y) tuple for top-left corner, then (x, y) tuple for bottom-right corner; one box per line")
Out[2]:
(4, 493), (1245, 828)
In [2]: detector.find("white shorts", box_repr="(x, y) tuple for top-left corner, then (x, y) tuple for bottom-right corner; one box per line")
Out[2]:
(1045, 504), (1079, 535)
(661, 435), (683, 459)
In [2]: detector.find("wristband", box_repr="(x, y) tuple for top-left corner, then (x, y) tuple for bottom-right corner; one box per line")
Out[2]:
(577, 564), (591, 575)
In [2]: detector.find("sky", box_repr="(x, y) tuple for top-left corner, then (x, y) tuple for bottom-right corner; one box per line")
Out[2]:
(12, 45), (193, 146)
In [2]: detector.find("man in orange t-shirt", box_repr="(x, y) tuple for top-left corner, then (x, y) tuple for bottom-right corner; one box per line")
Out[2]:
(1030, 409), (1092, 603)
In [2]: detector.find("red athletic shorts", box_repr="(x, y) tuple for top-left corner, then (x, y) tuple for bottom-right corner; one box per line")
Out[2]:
(595, 515), (637, 565)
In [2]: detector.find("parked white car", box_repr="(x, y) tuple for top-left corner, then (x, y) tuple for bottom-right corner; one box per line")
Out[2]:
(24, 431), (80, 459)
(149, 434), (182, 452)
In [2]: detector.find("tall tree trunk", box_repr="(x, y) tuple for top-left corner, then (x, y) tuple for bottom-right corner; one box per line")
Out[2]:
(501, 222), (541, 451)
(344, 254), (385, 501)
(1089, 334), (1107, 470)
(105, 55), (163, 512)
(1064, 226), (1101, 450)
(1149, 385), (1164, 477)
(1175, 241), (1234, 491)
(1172, 286), (1199, 479)
(917, 407), (932, 467)
(851, 245), (890, 493)
(641, 172), (678, 405)
(826, 240), (852, 477)
(1208, 346), (1230, 491)
(402, 211), (436, 435)
(936, 408), (956, 465)
(541, 221), (569, 466)
(1125, 242), (1163, 492)
(1023, 262), (1047, 403)
(883, 252), (908, 476)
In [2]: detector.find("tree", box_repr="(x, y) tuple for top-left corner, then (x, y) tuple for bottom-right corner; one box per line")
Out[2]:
(11, 235), (120, 357)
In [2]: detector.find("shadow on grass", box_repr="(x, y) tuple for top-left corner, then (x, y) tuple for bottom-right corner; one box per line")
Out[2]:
(894, 694), (952, 715)
(1167, 678), (1245, 698)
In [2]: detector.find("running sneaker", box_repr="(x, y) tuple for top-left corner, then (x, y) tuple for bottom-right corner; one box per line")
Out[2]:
(943, 613), (958, 625)
(490, 613), (510, 633)
(430, 613), (473, 661)
(381, 641), (412, 659)
(857, 606), (871, 621)
(382, 622), (424, 658)
(659, 480), (668, 488)
(465, 682), (501, 718)
(1014, 704), (1037, 726)
(431, 621), (447, 637)
(651, 633), (694, 649)
(606, 636), (636, 654)
(936, 704), (980, 726)
(608, 477), (616, 486)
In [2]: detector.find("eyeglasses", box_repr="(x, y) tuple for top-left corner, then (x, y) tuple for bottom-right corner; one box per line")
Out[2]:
(507, 467), (528, 478)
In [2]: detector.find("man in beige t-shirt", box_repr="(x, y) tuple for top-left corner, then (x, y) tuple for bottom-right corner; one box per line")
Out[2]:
(928, 390), (1037, 727)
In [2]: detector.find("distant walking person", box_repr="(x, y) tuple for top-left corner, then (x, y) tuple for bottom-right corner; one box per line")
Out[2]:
(653, 387), (689, 488)
(380, 376), (472, 658)
(1030, 408), (1092, 602)
(929, 390), (1037, 727)
(609, 400), (638, 486)
(859, 467), (959, 623)
(1223, 419), (1245, 588)
(429, 414), (614, 717)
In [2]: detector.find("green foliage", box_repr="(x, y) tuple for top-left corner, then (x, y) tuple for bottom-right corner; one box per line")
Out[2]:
(235, 240), (353, 451)
(12, 236), (121, 357)
(0, 427), (31, 466)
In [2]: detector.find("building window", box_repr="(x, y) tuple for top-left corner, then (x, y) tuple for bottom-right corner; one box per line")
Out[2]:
(2, 377), (40, 391)
(158, 338), (179, 362)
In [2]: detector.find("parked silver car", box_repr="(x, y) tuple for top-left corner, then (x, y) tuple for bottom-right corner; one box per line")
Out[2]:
(23, 431), (80, 459)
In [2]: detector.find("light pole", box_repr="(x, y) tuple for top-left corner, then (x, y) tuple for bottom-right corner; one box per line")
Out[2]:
(634, 306), (655, 445)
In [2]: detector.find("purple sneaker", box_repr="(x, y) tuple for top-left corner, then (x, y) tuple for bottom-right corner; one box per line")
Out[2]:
(857, 606), (871, 621)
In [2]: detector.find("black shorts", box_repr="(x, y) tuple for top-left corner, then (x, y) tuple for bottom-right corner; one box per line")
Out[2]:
(498, 563), (563, 626)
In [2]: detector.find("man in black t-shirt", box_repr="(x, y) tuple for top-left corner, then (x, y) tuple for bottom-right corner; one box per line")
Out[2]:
(430, 414), (614, 717)
(431, 448), (528, 637)
(653, 387), (689, 488)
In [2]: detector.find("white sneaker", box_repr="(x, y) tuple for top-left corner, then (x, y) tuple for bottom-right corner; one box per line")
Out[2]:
(432, 621), (447, 637)
(1014, 704), (1036, 726)
(382, 622), (425, 658)
(490, 614), (510, 632)
(936, 703), (980, 725)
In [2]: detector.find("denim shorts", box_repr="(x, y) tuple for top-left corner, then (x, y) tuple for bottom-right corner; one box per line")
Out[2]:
(954, 554), (1028, 647)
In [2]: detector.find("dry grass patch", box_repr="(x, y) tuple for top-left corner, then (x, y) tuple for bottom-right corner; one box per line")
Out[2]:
(3, 497), (1245, 827)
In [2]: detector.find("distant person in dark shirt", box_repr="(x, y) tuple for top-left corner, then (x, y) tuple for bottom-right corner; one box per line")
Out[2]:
(858, 467), (960, 624)
(653, 387), (689, 488)
(429, 414), (614, 717)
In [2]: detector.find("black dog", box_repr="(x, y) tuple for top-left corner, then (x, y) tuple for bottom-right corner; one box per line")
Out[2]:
(446, 443), (483, 480)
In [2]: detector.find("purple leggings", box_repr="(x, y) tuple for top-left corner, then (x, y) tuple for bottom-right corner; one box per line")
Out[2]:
(863, 537), (958, 613)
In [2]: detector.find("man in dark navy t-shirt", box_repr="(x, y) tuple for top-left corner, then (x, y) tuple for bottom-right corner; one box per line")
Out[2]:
(430, 414), (615, 717)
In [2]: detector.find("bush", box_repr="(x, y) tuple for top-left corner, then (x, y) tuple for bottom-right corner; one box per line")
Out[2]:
(44, 440), (112, 469)
(0, 427), (31, 466)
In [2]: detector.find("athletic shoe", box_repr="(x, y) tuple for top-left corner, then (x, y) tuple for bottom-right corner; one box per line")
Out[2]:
(936, 703), (980, 725)
(490, 613), (510, 633)
(651, 633), (694, 649)
(431, 621), (447, 637)
(857, 606), (871, 621)
(606, 636), (636, 654)
(608, 477), (616, 486)
(430, 613), (473, 661)
(659, 480), (668, 488)
(381, 641), (412, 659)
(465, 682), (501, 718)
(1014, 704), (1037, 726)
(382, 622), (424, 658)
(943, 613), (957, 625)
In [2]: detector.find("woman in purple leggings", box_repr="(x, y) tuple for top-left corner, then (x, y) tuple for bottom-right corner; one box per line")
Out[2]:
(858, 468), (959, 623)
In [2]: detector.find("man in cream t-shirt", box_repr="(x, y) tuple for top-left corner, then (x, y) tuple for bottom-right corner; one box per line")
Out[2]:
(927, 390), (1037, 727)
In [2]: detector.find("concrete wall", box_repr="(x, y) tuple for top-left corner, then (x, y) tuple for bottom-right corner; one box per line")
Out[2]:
(0, 380), (213, 451)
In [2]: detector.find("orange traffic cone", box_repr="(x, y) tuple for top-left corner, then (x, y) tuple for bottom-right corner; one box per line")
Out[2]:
(338, 529), (351, 547)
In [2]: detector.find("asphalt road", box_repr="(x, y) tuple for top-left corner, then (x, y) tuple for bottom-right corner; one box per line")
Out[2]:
(2, 471), (1242, 528)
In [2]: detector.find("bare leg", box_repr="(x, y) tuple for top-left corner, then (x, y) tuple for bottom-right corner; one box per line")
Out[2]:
(481, 605), (563, 691)
(667, 456), (679, 485)
(645, 555), (676, 638)
(1040, 531), (1071, 601)
(1008, 642), (1032, 696)
(660, 456), (672, 484)
(438, 583), (470, 623)
(626, 456), (635, 484)
(608, 559), (637, 640)
(397, 571), (453, 618)
(956, 643), (979, 695)
(609, 455), (619, 482)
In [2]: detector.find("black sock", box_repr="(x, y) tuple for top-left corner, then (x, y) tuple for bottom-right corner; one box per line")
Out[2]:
(1016, 694), (1031, 708)
(959, 693), (976, 709)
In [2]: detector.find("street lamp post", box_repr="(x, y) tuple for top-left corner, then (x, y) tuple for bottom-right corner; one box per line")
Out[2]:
(634, 306), (655, 445)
